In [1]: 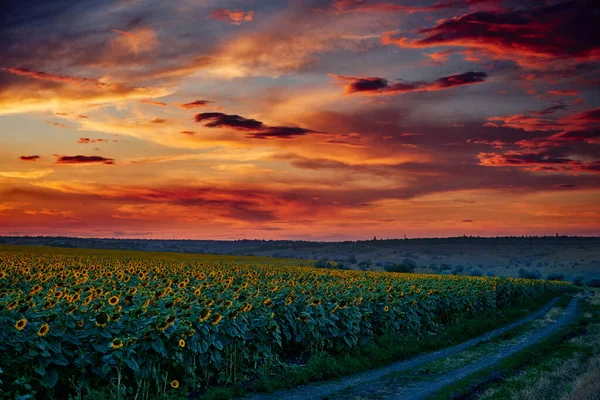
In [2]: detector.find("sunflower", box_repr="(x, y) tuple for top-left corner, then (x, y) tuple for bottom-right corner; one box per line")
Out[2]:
(77, 320), (85, 328)
(224, 300), (233, 308)
(230, 311), (238, 319)
(263, 298), (273, 307)
(178, 282), (186, 289)
(37, 323), (49, 337)
(311, 298), (322, 306)
(166, 315), (176, 324)
(95, 311), (109, 327)
(30, 285), (43, 294)
(298, 315), (309, 323)
(179, 339), (185, 348)
(19, 303), (32, 313)
(205, 299), (215, 307)
(171, 380), (179, 389)
(15, 319), (27, 331)
(211, 313), (222, 326)
(194, 288), (201, 296)
(157, 321), (170, 331)
(199, 308), (211, 322)
(339, 300), (348, 309)
(384, 306), (389, 312)
(241, 303), (253, 313)
(108, 296), (120, 306)
(110, 338), (124, 349)
(285, 297), (293, 306)
(7, 300), (18, 311)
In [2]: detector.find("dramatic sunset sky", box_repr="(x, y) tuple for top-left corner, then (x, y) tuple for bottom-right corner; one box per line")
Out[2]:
(0, 0), (599, 240)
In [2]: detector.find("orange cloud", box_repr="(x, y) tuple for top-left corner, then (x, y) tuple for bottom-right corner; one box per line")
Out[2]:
(209, 9), (255, 25)
(111, 28), (158, 55)
(140, 99), (167, 106)
(3, 67), (107, 88)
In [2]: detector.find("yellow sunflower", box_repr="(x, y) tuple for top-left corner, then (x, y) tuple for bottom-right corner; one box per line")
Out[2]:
(15, 319), (27, 331)
(110, 338), (124, 349)
(108, 296), (120, 306)
(37, 323), (49, 337)
(211, 313), (222, 326)
(199, 308), (211, 322)
(179, 339), (185, 348)
(171, 380), (179, 389)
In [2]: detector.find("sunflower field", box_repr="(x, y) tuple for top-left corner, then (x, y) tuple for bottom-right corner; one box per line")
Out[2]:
(0, 248), (572, 399)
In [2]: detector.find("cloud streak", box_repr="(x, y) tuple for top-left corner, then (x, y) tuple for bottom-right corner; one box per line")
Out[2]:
(331, 71), (488, 95)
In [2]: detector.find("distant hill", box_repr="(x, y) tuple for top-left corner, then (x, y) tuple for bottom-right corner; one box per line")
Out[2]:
(1, 235), (599, 281)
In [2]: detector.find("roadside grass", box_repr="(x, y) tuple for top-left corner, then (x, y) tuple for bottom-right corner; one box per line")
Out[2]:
(429, 289), (600, 400)
(325, 293), (575, 399)
(200, 293), (562, 399)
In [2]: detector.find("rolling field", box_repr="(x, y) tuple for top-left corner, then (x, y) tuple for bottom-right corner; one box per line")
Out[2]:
(0, 246), (573, 399)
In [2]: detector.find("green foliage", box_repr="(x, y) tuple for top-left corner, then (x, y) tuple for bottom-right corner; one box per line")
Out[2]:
(518, 268), (542, 280)
(384, 258), (417, 273)
(0, 250), (572, 399)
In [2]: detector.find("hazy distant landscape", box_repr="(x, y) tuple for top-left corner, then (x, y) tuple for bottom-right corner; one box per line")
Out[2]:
(3, 235), (599, 281)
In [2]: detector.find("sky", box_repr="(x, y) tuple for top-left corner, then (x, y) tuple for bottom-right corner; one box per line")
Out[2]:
(0, 0), (599, 240)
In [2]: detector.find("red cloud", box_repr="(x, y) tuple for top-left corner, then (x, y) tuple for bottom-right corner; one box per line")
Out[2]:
(546, 89), (580, 96)
(179, 100), (215, 109)
(45, 120), (71, 129)
(209, 9), (255, 25)
(150, 118), (166, 124)
(324, 0), (499, 14)
(478, 151), (600, 174)
(19, 155), (40, 161)
(331, 71), (487, 95)
(2, 67), (106, 87)
(140, 99), (167, 106)
(55, 155), (115, 165)
(382, 2), (600, 68)
(78, 138), (109, 144)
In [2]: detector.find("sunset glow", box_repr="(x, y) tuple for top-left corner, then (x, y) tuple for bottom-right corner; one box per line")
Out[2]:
(1, 0), (598, 239)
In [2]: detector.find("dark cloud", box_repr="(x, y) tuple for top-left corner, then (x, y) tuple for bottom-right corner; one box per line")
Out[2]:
(331, 71), (488, 95)
(55, 155), (115, 165)
(195, 112), (263, 130)
(322, 0), (500, 14)
(247, 126), (319, 139)
(530, 104), (569, 116)
(195, 112), (320, 139)
(383, 1), (600, 67)
(19, 155), (40, 161)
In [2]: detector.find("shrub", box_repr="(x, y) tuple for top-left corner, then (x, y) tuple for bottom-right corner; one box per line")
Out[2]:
(469, 268), (484, 277)
(452, 265), (465, 275)
(384, 258), (417, 273)
(587, 279), (600, 288)
(571, 275), (584, 286)
(518, 268), (542, 280)
(546, 273), (564, 281)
